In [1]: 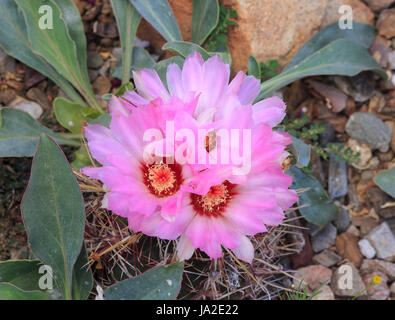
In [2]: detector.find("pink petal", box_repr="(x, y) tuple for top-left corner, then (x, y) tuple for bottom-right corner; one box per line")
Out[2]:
(182, 51), (204, 94)
(133, 69), (169, 101)
(166, 63), (184, 99)
(177, 235), (195, 261)
(84, 124), (127, 165)
(238, 75), (260, 105)
(252, 96), (286, 127)
(232, 235), (254, 263)
(197, 55), (230, 116)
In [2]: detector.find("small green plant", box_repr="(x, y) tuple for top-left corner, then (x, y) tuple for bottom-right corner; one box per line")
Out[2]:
(279, 279), (328, 300)
(260, 60), (279, 80)
(283, 114), (360, 164)
(204, 5), (237, 52)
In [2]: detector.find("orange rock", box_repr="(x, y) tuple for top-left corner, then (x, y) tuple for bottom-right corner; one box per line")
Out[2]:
(136, 0), (374, 72)
(336, 232), (363, 267)
(377, 8), (395, 39)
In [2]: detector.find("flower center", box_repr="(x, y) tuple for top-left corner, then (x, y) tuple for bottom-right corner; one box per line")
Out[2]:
(191, 181), (237, 217)
(142, 161), (182, 198)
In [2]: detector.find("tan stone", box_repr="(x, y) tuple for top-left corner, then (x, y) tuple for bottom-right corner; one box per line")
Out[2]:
(137, 0), (374, 72)
(311, 285), (335, 300)
(364, 0), (395, 11)
(293, 265), (332, 291)
(377, 9), (395, 39)
(336, 232), (363, 268)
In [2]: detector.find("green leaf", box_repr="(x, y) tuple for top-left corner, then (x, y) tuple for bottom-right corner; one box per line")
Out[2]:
(0, 0), (83, 104)
(0, 108), (80, 157)
(111, 0), (141, 84)
(71, 245), (93, 300)
(14, 0), (100, 112)
(112, 47), (155, 79)
(21, 134), (86, 300)
(114, 82), (134, 97)
(0, 260), (43, 292)
(191, 0), (219, 45)
(0, 283), (49, 300)
(248, 56), (261, 79)
(104, 262), (184, 300)
(88, 113), (111, 128)
(132, 47), (156, 70)
(154, 56), (184, 85)
(287, 167), (338, 226)
(258, 39), (386, 99)
(71, 147), (91, 171)
(54, 97), (99, 134)
(285, 22), (376, 71)
(163, 41), (211, 60)
(290, 136), (311, 168)
(52, 0), (91, 90)
(374, 167), (395, 198)
(130, 0), (182, 42)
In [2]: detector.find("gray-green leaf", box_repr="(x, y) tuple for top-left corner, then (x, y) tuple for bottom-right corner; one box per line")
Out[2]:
(191, 0), (219, 45)
(258, 39), (386, 99)
(374, 167), (395, 198)
(130, 0), (182, 42)
(104, 262), (184, 300)
(290, 136), (311, 168)
(0, 0), (83, 104)
(111, 0), (141, 84)
(0, 108), (80, 157)
(0, 283), (49, 300)
(21, 134), (86, 299)
(287, 167), (338, 226)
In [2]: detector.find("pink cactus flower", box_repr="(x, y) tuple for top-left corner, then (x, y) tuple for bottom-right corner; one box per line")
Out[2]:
(83, 51), (297, 263)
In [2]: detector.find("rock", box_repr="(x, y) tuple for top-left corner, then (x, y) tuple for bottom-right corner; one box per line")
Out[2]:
(362, 272), (390, 300)
(87, 51), (104, 70)
(345, 112), (392, 152)
(366, 222), (395, 261)
(88, 69), (99, 82)
(371, 43), (390, 69)
(0, 48), (16, 75)
(311, 285), (335, 300)
(378, 150), (393, 162)
(336, 232), (363, 267)
(92, 75), (111, 96)
(351, 216), (380, 237)
(290, 229), (314, 269)
(377, 8), (395, 39)
(387, 217), (395, 235)
(334, 74), (375, 103)
(319, 121), (336, 145)
(327, 116), (348, 133)
(347, 224), (361, 237)
(334, 208), (350, 233)
(390, 282), (395, 294)
(384, 121), (395, 153)
(364, 0), (394, 11)
(367, 187), (395, 219)
(328, 154), (348, 199)
(360, 259), (395, 280)
(389, 51), (395, 70)
(313, 249), (341, 267)
(311, 223), (337, 253)
(332, 262), (366, 297)
(137, 0), (373, 71)
(26, 87), (51, 110)
(358, 239), (376, 259)
(0, 88), (16, 105)
(8, 96), (43, 120)
(293, 265), (332, 291)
